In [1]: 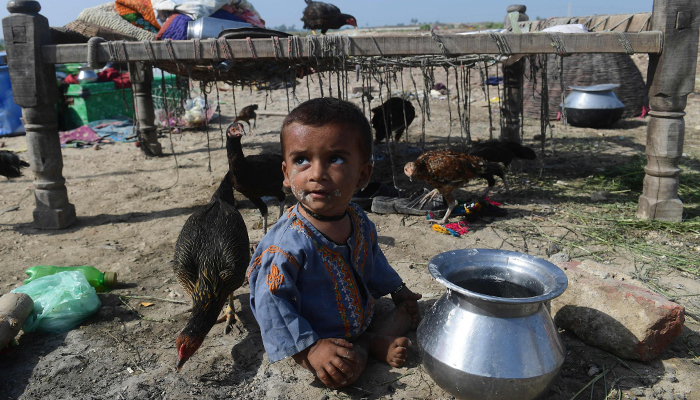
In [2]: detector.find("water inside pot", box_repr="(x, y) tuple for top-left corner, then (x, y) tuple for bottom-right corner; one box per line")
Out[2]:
(455, 278), (541, 298)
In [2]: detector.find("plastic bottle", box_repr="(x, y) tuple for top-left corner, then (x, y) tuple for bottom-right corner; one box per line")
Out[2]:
(23, 266), (117, 292)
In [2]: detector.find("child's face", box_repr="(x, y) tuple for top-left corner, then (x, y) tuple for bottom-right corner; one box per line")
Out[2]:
(282, 122), (372, 216)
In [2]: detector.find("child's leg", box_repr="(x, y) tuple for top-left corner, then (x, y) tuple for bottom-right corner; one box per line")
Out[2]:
(361, 300), (417, 368)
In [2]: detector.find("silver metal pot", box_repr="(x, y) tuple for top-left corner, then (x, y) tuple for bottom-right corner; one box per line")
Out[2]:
(77, 66), (98, 84)
(187, 17), (253, 40)
(417, 249), (568, 400)
(563, 84), (625, 128)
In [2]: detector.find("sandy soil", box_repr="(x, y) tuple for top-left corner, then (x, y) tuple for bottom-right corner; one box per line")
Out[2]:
(1, 64), (700, 400)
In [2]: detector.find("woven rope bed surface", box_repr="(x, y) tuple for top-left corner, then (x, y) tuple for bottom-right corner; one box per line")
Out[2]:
(523, 53), (648, 119)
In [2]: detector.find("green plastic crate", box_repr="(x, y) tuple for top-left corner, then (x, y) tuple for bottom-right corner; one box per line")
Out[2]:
(63, 82), (134, 130)
(61, 73), (184, 130)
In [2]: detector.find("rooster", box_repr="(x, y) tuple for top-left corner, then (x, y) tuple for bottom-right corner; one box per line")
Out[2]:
(371, 97), (416, 145)
(234, 104), (258, 132)
(466, 140), (537, 193)
(172, 155), (251, 370)
(226, 123), (285, 234)
(404, 149), (505, 224)
(0, 150), (30, 180)
(301, 0), (357, 35)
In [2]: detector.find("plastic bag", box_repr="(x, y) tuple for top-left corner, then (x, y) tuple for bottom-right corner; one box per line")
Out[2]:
(11, 271), (101, 333)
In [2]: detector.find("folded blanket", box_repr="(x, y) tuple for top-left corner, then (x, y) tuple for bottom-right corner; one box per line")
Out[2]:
(115, 0), (161, 32)
(152, 0), (264, 27)
(156, 13), (192, 40)
(78, 3), (156, 41)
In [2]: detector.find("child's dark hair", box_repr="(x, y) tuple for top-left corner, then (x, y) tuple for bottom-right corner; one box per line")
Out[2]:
(281, 97), (373, 162)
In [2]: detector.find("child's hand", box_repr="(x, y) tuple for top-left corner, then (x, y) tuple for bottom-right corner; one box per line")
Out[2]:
(391, 286), (422, 329)
(293, 338), (363, 388)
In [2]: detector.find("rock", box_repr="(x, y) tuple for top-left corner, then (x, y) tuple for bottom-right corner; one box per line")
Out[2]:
(631, 387), (645, 396)
(693, 359), (700, 365)
(653, 385), (665, 396)
(587, 366), (600, 376)
(549, 252), (570, 264)
(551, 261), (685, 361)
(590, 191), (611, 202)
(666, 374), (678, 383)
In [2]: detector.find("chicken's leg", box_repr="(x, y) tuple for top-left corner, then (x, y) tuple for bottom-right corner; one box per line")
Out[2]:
(251, 197), (270, 234)
(216, 293), (237, 334)
(408, 188), (439, 209)
(428, 197), (459, 225)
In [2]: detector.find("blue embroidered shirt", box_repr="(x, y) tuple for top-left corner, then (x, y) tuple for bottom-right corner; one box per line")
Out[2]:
(247, 203), (403, 363)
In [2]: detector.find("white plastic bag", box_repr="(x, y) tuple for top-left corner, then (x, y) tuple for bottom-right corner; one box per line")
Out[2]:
(11, 271), (101, 333)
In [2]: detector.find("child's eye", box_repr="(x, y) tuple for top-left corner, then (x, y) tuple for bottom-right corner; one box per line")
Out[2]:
(329, 156), (344, 164)
(294, 157), (309, 166)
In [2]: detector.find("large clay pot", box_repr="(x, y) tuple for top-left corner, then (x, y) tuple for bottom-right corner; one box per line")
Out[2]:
(417, 249), (568, 400)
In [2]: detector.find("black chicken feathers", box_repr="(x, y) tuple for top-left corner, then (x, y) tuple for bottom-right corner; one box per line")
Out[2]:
(0, 150), (30, 180)
(172, 170), (251, 370)
(371, 97), (416, 145)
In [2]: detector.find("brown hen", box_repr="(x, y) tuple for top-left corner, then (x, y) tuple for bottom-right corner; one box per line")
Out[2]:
(301, 0), (357, 34)
(404, 149), (505, 224)
(234, 104), (258, 131)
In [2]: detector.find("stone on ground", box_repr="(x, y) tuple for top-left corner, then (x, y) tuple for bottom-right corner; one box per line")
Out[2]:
(551, 261), (685, 361)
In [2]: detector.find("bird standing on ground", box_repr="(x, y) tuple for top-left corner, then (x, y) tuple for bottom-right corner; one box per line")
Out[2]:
(226, 123), (286, 234)
(466, 140), (537, 193)
(404, 149), (505, 224)
(172, 151), (251, 370)
(0, 150), (30, 180)
(234, 104), (258, 132)
(371, 97), (416, 145)
(301, 0), (357, 34)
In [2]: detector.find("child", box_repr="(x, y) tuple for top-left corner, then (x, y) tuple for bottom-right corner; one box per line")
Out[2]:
(247, 97), (422, 389)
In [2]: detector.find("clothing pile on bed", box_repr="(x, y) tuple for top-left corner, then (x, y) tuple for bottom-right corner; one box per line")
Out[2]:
(62, 0), (265, 43)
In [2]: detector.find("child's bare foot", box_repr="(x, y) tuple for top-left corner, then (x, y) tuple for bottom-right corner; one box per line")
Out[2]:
(368, 334), (411, 367)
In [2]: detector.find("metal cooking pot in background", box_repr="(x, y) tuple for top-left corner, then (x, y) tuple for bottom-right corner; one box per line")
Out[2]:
(187, 17), (253, 40)
(417, 249), (568, 400)
(77, 66), (98, 84)
(563, 84), (625, 128)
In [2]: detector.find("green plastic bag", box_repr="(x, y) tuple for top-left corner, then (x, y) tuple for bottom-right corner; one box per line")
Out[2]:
(11, 271), (101, 333)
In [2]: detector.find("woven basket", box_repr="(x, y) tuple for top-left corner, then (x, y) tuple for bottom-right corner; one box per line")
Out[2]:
(77, 2), (156, 42)
(523, 53), (648, 119)
(60, 20), (139, 43)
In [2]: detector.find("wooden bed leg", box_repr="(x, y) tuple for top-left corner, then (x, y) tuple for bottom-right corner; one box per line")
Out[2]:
(637, 0), (700, 221)
(2, 0), (76, 229)
(501, 5), (528, 144)
(131, 62), (162, 156)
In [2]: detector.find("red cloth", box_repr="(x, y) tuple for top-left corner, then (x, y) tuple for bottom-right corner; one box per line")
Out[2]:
(63, 68), (131, 88)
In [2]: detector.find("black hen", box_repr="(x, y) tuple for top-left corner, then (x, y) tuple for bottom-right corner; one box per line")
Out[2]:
(0, 150), (30, 180)
(226, 123), (285, 234)
(466, 140), (537, 167)
(234, 104), (258, 131)
(173, 169), (250, 371)
(466, 140), (537, 194)
(371, 98), (416, 145)
(301, 0), (357, 34)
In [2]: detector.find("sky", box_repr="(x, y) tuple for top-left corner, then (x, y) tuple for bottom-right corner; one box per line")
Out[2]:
(0, 0), (654, 32)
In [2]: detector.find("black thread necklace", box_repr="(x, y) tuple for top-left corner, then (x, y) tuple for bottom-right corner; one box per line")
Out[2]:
(298, 202), (347, 222)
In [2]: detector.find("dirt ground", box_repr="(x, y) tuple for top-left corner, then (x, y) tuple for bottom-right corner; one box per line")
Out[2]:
(2, 60), (700, 400)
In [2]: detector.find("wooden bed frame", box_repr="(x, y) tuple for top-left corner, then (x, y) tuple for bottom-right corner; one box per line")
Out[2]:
(2, 0), (697, 228)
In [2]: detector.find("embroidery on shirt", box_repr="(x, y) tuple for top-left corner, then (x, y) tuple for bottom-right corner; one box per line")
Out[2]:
(348, 205), (369, 276)
(266, 264), (284, 294)
(312, 239), (365, 337)
(247, 245), (300, 279)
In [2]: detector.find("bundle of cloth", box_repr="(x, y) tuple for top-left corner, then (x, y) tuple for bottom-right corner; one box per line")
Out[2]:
(154, 0), (266, 40)
(68, 1), (264, 43)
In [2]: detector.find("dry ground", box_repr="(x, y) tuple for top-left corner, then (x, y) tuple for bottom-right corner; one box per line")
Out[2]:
(1, 63), (700, 400)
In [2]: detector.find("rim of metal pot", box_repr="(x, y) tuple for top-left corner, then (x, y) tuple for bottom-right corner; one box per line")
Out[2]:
(567, 83), (620, 92)
(428, 249), (568, 304)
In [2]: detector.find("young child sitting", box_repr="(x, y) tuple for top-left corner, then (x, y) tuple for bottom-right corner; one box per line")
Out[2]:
(247, 97), (422, 389)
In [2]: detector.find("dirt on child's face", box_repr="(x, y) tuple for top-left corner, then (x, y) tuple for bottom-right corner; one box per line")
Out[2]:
(282, 122), (372, 216)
